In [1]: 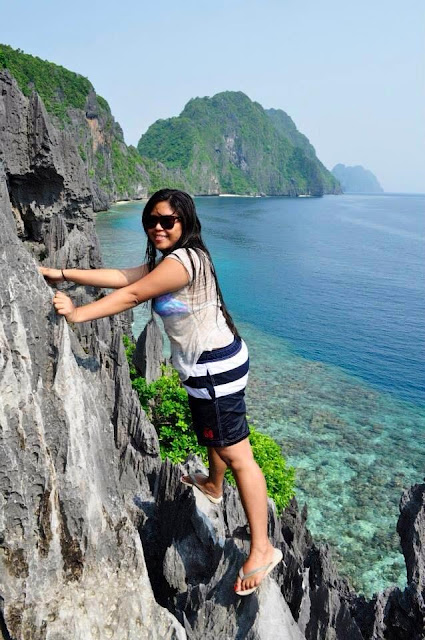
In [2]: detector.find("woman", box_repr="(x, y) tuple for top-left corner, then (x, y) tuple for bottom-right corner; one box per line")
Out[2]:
(40, 189), (282, 595)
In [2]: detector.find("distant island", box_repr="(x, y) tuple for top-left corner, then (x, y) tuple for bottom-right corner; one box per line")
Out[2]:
(332, 163), (384, 193)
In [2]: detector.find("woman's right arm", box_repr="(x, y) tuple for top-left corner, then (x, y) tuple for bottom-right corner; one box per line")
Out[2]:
(39, 264), (149, 288)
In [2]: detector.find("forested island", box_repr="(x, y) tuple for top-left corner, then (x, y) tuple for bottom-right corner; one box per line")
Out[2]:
(137, 92), (341, 197)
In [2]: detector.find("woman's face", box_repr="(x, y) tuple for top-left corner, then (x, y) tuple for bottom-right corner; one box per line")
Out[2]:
(146, 200), (183, 252)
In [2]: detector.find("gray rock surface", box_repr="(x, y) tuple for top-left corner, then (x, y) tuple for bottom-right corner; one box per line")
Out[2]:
(138, 458), (306, 640)
(0, 69), (183, 640)
(0, 69), (92, 261)
(0, 164), (184, 639)
(351, 483), (425, 639)
(138, 456), (369, 639)
(133, 316), (164, 382)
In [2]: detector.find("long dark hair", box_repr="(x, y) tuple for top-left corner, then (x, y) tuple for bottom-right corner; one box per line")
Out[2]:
(142, 189), (239, 337)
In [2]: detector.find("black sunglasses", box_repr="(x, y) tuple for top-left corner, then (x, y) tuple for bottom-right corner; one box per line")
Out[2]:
(144, 215), (181, 230)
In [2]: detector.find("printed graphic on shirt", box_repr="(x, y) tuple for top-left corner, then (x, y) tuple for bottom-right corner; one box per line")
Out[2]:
(153, 293), (190, 317)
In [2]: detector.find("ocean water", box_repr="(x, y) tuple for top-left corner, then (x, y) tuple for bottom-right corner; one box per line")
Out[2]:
(96, 194), (425, 596)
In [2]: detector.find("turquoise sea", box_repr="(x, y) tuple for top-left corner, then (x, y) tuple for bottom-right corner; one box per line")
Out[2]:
(96, 194), (425, 596)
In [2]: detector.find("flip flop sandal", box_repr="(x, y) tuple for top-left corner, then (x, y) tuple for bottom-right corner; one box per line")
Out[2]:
(180, 473), (223, 504)
(235, 547), (283, 596)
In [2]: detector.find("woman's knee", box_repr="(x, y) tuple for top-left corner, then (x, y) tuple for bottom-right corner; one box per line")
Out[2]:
(215, 438), (255, 471)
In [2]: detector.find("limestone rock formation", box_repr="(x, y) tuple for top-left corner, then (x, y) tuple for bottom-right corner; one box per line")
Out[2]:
(133, 317), (164, 383)
(138, 456), (366, 639)
(0, 164), (184, 639)
(0, 44), (151, 209)
(351, 483), (425, 639)
(0, 69), (93, 260)
(0, 70), (184, 639)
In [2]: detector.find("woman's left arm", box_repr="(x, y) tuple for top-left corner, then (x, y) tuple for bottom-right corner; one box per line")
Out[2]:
(54, 258), (189, 323)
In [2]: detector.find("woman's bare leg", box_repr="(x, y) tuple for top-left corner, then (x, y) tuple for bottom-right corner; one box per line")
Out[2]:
(207, 446), (228, 492)
(181, 446), (227, 498)
(215, 438), (275, 592)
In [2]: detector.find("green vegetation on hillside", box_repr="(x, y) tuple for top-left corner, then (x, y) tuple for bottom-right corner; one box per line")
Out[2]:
(141, 157), (189, 193)
(138, 91), (340, 196)
(0, 43), (93, 124)
(0, 43), (151, 202)
(123, 336), (295, 513)
(111, 142), (145, 194)
(141, 118), (196, 169)
(267, 108), (341, 193)
(266, 108), (315, 157)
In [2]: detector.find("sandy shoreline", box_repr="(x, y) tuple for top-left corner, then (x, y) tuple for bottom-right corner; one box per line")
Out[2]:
(114, 199), (144, 205)
(218, 193), (259, 197)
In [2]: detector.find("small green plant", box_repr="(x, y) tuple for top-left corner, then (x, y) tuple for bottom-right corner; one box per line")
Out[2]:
(122, 335), (295, 512)
(78, 144), (87, 162)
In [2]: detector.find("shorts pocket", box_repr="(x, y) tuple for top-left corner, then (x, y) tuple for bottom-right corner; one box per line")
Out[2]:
(215, 390), (249, 445)
(188, 395), (220, 444)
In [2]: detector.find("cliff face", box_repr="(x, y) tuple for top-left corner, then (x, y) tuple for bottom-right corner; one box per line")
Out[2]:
(0, 70), (93, 261)
(0, 69), (183, 639)
(137, 91), (342, 197)
(0, 199), (184, 639)
(0, 71), (424, 640)
(0, 44), (151, 210)
(65, 90), (151, 209)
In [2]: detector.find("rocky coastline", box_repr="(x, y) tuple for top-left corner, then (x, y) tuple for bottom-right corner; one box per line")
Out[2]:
(0, 71), (424, 640)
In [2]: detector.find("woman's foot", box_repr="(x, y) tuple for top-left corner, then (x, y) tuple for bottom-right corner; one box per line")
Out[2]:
(234, 544), (278, 594)
(180, 473), (223, 502)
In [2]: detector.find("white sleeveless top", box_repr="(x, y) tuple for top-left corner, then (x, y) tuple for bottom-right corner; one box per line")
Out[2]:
(152, 248), (234, 381)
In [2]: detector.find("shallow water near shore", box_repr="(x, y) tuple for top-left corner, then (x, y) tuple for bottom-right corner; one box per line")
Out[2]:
(240, 320), (424, 594)
(96, 194), (425, 596)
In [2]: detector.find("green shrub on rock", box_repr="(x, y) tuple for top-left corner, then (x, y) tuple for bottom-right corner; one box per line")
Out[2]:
(247, 428), (295, 513)
(123, 336), (295, 513)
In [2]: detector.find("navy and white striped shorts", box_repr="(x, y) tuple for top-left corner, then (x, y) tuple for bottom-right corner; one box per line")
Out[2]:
(183, 337), (250, 447)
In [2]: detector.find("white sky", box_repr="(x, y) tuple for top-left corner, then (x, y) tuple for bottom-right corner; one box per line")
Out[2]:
(1, 0), (424, 192)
